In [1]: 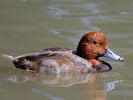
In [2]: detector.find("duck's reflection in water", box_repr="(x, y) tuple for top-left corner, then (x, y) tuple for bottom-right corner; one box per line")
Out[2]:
(6, 72), (123, 100)
(7, 72), (96, 87)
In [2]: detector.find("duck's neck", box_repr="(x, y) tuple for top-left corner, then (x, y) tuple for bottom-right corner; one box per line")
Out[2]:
(76, 43), (96, 59)
(76, 43), (101, 66)
(76, 41), (88, 59)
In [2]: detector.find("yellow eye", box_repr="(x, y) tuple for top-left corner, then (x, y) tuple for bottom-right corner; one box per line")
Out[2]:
(93, 41), (100, 47)
(96, 43), (100, 47)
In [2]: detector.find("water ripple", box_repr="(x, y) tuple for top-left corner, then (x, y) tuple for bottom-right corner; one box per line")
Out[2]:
(48, 6), (71, 18)
(105, 80), (123, 92)
(32, 87), (66, 100)
(80, 3), (100, 14)
(49, 29), (94, 45)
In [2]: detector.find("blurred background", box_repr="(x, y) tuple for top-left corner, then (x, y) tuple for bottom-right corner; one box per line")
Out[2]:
(0, 0), (133, 100)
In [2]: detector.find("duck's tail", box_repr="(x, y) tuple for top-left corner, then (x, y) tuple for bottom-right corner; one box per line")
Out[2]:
(2, 54), (15, 61)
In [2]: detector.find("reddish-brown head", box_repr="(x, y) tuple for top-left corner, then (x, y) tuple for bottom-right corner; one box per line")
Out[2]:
(77, 32), (108, 60)
(76, 31), (124, 70)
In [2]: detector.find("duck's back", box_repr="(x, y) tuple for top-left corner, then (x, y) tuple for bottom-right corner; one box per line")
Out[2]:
(12, 47), (93, 74)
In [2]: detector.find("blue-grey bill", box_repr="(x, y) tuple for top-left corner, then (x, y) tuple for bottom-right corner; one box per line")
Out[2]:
(104, 48), (124, 61)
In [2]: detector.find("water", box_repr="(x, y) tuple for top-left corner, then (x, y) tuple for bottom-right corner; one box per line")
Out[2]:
(0, 0), (133, 100)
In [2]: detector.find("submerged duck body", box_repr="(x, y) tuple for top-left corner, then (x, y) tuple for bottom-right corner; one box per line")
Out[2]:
(3, 32), (124, 74)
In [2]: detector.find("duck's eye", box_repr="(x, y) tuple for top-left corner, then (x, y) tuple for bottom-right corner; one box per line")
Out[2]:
(93, 41), (100, 46)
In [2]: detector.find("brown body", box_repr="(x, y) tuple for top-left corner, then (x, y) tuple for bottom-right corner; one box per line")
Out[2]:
(3, 32), (123, 74)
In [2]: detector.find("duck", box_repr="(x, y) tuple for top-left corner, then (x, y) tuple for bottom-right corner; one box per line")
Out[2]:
(3, 32), (124, 74)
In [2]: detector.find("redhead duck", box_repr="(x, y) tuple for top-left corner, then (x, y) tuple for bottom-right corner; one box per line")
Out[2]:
(3, 32), (123, 74)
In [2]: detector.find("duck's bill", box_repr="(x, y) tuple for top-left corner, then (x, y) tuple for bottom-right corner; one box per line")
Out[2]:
(104, 48), (124, 61)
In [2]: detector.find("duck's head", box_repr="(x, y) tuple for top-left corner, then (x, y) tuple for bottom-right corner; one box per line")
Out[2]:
(77, 32), (124, 69)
